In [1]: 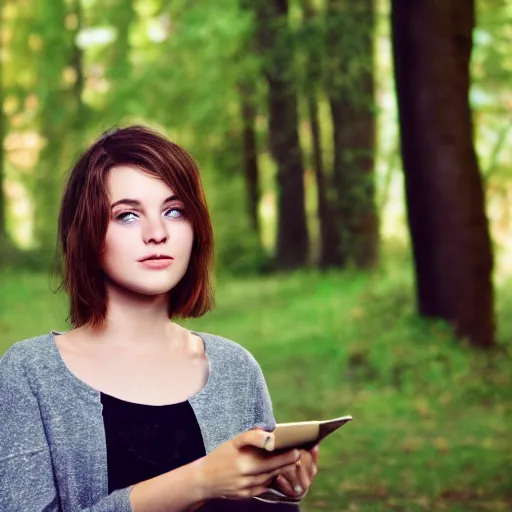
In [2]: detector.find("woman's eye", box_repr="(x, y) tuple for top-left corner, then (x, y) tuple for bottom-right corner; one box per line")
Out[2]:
(116, 212), (138, 223)
(165, 208), (184, 219)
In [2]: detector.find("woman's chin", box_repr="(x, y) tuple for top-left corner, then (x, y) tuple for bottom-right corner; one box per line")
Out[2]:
(107, 278), (176, 299)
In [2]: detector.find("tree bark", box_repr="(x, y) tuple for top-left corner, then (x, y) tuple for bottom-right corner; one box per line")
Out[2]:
(239, 83), (261, 237)
(301, 0), (340, 269)
(306, 95), (340, 269)
(0, 38), (6, 241)
(326, 0), (379, 269)
(253, 0), (309, 269)
(391, 0), (495, 347)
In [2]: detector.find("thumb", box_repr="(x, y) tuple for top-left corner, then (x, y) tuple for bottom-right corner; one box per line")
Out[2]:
(232, 429), (275, 451)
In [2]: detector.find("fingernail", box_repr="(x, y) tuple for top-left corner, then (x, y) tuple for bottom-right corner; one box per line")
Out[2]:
(264, 435), (275, 451)
(294, 485), (303, 494)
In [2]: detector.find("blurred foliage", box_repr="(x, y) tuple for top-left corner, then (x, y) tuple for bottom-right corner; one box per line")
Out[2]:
(2, 0), (512, 276)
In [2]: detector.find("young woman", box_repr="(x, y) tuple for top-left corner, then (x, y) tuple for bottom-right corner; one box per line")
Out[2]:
(0, 126), (319, 511)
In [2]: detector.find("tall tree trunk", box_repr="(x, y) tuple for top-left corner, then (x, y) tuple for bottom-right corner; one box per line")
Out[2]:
(108, 0), (134, 83)
(70, 0), (86, 125)
(239, 82), (261, 237)
(33, 0), (73, 259)
(0, 35), (7, 242)
(0, 55), (17, 265)
(0, 2), (11, 249)
(102, 0), (134, 126)
(301, 0), (339, 269)
(307, 96), (340, 269)
(326, 0), (378, 269)
(391, 0), (495, 347)
(253, 0), (309, 269)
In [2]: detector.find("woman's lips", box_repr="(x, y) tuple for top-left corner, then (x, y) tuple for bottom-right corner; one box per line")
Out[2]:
(139, 258), (173, 269)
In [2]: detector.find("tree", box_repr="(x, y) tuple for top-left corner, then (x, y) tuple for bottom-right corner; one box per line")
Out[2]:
(68, 0), (87, 131)
(325, 0), (379, 269)
(300, 0), (340, 269)
(100, 0), (135, 125)
(0, 0), (23, 261)
(391, 0), (495, 347)
(253, 0), (309, 269)
(239, 81), (261, 238)
(32, 0), (75, 258)
(0, 39), (6, 243)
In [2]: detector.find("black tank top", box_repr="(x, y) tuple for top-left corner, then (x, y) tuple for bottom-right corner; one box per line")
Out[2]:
(100, 392), (299, 511)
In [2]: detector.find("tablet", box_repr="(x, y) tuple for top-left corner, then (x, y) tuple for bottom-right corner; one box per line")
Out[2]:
(272, 415), (353, 451)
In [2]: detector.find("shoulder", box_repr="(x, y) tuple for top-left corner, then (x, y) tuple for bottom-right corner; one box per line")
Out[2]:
(0, 333), (54, 379)
(195, 331), (263, 374)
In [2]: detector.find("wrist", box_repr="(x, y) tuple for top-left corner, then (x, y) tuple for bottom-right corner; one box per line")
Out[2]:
(188, 456), (212, 502)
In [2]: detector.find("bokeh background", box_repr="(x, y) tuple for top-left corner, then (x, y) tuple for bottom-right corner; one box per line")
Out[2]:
(1, 0), (511, 510)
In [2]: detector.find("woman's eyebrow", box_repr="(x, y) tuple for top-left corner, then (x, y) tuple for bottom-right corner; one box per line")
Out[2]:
(110, 195), (178, 210)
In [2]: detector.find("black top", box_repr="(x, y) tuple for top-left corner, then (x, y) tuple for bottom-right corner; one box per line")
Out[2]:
(100, 392), (205, 492)
(100, 392), (299, 511)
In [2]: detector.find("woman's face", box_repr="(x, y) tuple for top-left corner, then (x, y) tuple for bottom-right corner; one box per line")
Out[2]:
(102, 165), (194, 296)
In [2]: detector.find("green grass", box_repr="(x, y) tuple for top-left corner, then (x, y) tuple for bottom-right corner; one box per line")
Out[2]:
(1, 258), (511, 511)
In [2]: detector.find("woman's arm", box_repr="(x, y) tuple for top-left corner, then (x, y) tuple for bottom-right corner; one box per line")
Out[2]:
(129, 461), (204, 512)
(130, 429), (303, 512)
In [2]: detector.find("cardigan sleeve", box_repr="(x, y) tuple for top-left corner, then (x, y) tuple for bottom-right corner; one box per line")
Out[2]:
(250, 354), (277, 432)
(0, 347), (133, 512)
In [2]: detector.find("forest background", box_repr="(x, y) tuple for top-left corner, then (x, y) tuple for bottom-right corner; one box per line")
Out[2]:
(0, 0), (511, 510)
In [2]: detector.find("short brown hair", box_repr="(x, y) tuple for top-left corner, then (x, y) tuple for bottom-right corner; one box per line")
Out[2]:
(58, 125), (214, 328)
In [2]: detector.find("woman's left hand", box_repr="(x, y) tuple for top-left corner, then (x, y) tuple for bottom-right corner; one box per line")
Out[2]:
(273, 444), (319, 499)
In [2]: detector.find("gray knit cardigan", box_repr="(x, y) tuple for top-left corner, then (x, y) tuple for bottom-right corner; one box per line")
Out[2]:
(0, 331), (284, 511)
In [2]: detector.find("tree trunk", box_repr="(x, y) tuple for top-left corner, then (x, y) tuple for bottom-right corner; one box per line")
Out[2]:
(33, 0), (73, 259)
(107, 0), (134, 85)
(301, 0), (340, 269)
(253, 0), (309, 269)
(326, 0), (379, 269)
(391, 0), (495, 347)
(0, 40), (6, 241)
(307, 95), (340, 269)
(69, 0), (86, 124)
(239, 83), (261, 237)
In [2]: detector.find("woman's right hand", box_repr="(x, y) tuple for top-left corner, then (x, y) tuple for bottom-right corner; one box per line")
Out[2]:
(194, 428), (301, 501)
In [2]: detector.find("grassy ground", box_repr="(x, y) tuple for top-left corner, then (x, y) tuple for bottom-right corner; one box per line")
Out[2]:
(1, 256), (511, 511)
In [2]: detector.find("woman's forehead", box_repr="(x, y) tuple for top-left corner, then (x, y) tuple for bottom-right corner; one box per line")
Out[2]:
(106, 165), (176, 203)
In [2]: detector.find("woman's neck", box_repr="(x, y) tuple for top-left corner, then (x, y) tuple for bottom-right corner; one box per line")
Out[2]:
(85, 284), (179, 349)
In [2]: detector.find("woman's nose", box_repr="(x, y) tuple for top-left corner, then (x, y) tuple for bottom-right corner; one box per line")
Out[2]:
(143, 216), (168, 244)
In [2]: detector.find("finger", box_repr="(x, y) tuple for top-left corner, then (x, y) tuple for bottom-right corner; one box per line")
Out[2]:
(250, 460), (296, 489)
(277, 462), (303, 496)
(242, 448), (301, 477)
(310, 444), (320, 465)
(297, 452), (312, 493)
(301, 449), (317, 480)
(274, 474), (296, 497)
(260, 449), (301, 474)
